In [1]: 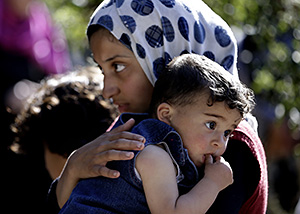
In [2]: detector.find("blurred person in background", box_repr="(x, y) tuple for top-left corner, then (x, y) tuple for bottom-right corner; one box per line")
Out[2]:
(3, 67), (117, 214)
(0, 0), (71, 150)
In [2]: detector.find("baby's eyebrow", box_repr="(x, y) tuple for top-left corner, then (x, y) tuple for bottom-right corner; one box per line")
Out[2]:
(205, 113), (240, 129)
(204, 113), (225, 120)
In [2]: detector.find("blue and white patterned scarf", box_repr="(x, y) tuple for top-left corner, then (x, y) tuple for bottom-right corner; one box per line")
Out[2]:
(87, 0), (238, 85)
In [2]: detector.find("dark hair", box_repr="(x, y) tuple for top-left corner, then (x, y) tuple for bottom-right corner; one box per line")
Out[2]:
(149, 54), (255, 117)
(10, 67), (118, 158)
(87, 25), (102, 40)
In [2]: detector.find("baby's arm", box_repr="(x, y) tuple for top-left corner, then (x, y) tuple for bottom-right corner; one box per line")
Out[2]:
(136, 145), (233, 214)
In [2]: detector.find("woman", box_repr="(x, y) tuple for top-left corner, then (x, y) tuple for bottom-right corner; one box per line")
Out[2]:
(48, 0), (268, 213)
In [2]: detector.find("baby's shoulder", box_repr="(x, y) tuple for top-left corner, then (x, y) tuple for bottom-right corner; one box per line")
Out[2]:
(135, 144), (174, 173)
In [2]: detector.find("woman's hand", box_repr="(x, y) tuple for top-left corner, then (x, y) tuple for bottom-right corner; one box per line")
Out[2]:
(56, 118), (145, 208)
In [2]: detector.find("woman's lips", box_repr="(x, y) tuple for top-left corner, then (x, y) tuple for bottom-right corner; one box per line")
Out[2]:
(115, 103), (129, 113)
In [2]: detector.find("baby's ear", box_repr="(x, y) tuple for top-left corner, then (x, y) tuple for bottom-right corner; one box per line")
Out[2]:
(156, 103), (173, 125)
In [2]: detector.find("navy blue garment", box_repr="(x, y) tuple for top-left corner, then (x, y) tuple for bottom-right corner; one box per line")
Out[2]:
(59, 113), (200, 214)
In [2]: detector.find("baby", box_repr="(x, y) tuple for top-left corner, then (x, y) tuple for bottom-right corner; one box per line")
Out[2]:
(60, 54), (255, 214)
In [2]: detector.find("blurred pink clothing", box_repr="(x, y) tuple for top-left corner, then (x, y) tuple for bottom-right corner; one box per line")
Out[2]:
(0, 0), (71, 74)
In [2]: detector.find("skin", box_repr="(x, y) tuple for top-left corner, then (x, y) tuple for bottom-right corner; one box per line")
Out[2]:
(56, 28), (239, 210)
(158, 93), (242, 168)
(56, 28), (153, 208)
(136, 93), (241, 213)
(44, 145), (67, 180)
(90, 28), (154, 113)
(56, 119), (146, 208)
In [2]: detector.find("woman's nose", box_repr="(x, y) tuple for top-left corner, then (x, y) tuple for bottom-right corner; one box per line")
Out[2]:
(102, 76), (120, 99)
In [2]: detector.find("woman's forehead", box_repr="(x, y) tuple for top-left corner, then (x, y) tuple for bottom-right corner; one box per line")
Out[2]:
(91, 30), (133, 62)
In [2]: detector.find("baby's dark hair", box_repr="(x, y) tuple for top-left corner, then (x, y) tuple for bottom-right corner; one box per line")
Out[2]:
(149, 54), (255, 118)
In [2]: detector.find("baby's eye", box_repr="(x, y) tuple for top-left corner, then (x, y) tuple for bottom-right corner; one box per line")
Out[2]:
(224, 130), (232, 138)
(114, 64), (126, 73)
(205, 121), (216, 130)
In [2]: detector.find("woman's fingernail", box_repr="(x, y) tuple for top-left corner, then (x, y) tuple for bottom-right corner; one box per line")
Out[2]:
(126, 152), (133, 157)
(137, 143), (144, 149)
(113, 172), (120, 177)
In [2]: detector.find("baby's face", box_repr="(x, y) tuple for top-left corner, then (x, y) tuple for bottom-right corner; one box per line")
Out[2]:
(168, 92), (242, 168)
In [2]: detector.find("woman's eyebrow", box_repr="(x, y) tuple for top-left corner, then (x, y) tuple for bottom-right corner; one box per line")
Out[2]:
(92, 53), (132, 66)
(104, 54), (131, 62)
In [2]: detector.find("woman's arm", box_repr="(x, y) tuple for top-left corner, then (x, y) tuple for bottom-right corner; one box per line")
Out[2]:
(136, 145), (233, 214)
(55, 118), (145, 208)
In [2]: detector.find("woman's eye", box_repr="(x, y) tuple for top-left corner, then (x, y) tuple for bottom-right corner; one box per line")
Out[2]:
(114, 64), (125, 73)
(205, 121), (216, 130)
(224, 130), (232, 138)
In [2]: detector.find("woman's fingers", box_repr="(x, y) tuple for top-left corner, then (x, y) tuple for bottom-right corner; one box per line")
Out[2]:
(108, 130), (145, 143)
(97, 137), (145, 152)
(96, 149), (135, 162)
(90, 150), (136, 178)
(65, 118), (146, 180)
(94, 118), (145, 151)
(92, 165), (120, 178)
(111, 118), (136, 132)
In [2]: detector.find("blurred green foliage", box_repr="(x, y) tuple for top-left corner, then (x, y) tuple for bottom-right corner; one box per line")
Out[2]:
(43, 0), (300, 131)
(42, 0), (100, 51)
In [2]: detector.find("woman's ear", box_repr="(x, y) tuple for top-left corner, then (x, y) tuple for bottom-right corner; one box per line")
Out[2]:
(156, 103), (173, 125)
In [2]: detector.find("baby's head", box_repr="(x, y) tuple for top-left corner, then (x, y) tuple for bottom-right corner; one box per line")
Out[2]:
(150, 54), (255, 118)
(150, 54), (255, 167)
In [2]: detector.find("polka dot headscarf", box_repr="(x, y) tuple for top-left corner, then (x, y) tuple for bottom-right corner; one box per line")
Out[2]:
(87, 0), (238, 85)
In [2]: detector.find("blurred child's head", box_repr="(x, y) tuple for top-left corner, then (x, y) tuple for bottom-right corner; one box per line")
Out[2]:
(10, 67), (118, 178)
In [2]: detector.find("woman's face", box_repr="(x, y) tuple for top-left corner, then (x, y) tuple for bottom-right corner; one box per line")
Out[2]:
(90, 28), (153, 113)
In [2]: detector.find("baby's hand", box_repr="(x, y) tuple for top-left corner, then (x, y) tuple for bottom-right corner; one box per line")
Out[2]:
(203, 155), (233, 191)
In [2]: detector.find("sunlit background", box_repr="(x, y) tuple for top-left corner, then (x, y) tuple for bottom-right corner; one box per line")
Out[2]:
(44, 0), (300, 213)
(5, 0), (300, 213)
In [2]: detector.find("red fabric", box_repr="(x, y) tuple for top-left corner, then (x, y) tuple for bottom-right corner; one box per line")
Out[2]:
(231, 120), (268, 214)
